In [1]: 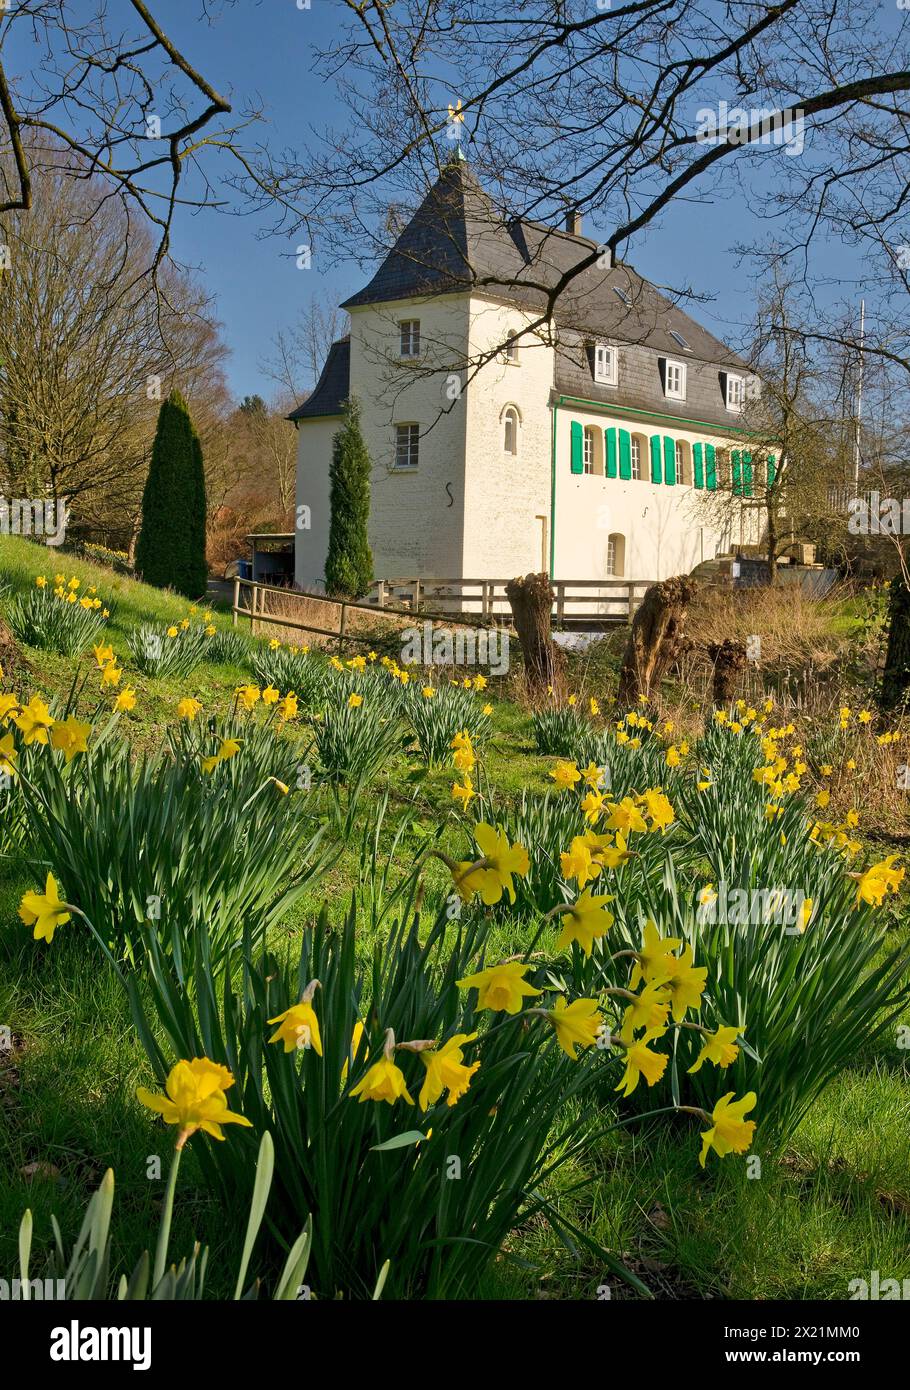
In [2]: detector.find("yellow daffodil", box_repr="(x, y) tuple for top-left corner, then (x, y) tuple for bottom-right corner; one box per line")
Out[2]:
(615, 1033), (668, 1096)
(137, 1057), (252, 1147)
(456, 960), (542, 1013)
(545, 997), (603, 1059)
(662, 944), (707, 1021)
(268, 999), (323, 1055)
(554, 888), (614, 956)
(350, 1057), (415, 1106)
(0, 732), (19, 777)
(348, 692), (363, 708)
(452, 823), (529, 905)
(115, 687), (137, 712)
(418, 1032), (480, 1109)
(452, 777), (475, 809)
(18, 873), (71, 944)
(49, 716), (91, 764)
(698, 1091), (757, 1166)
(278, 692), (299, 721)
(853, 855), (904, 907)
(15, 696), (55, 745)
(177, 697), (202, 720)
(688, 1026), (741, 1073)
(550, 760), (581, 791)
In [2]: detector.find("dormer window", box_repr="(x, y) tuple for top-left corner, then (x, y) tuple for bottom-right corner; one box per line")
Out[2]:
(726, 373), (745, 411)
(399, 320), (421, 357)
(593, 343), (618, 386)
(663, 359), (686, 401)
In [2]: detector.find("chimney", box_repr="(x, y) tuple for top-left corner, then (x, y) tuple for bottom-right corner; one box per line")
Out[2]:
(564, 208), (582, 236)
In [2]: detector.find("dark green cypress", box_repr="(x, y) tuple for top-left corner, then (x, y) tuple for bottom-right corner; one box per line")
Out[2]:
(325, 397), (374, 598)
(135, 390), (207, 598)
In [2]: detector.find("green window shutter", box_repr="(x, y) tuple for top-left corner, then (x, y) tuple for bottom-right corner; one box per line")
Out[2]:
(649, 434), (662, 483)
(663, 436), (676, 485)
(618, 429), (631, 479)
(742, 450), (753, 497)
(766, 454), (776, 488)
(705, 443), (717, 490)
(605, 428), (617, 478)
(731, 449), (742, 495)
(693, 443), (704, 489)
(570, 420), (584, 475)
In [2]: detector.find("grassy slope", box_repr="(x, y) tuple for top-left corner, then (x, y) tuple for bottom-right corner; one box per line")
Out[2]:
(1, 534), (908, 1299)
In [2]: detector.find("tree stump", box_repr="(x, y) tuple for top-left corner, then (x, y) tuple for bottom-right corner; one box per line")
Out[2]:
(708, 638), (748, 705)
(505, 572), (564, 697)
(0, 616), (26, 687)
(617, 575), (697, 707)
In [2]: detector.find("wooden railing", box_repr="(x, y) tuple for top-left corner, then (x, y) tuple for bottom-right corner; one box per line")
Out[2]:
(231, 575), (653, 649)
(373, 576), (653, 622)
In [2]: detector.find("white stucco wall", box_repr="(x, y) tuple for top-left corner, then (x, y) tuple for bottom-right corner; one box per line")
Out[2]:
(348, 294), (470, 578)
(553, 405), (761, 587)
(294, 417), (336, 589)
(461, 299), (555, 577)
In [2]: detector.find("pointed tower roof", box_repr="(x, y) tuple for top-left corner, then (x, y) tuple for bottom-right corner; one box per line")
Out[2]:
(340, 161), (746, 374)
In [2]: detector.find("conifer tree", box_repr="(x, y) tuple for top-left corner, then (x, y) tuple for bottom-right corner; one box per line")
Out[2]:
(325, 397), (373, 598)
(135, 390), (208, 597)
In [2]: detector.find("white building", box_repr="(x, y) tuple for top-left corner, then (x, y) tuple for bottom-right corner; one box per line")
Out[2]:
(291, 158), (767, 597)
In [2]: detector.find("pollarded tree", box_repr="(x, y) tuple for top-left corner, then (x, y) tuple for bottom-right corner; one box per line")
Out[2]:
(136, 390), (207, 598)
(325, 397), (373, 599)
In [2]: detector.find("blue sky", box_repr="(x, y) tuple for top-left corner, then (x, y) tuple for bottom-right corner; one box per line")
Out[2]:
(43, 1), (876, 401)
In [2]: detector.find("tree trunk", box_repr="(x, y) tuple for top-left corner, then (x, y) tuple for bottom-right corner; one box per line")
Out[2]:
(617, 575), (697, 706)
(505, 572), (564, 697)
(708, 638), (748, 705)
(880, 575), (910, 710)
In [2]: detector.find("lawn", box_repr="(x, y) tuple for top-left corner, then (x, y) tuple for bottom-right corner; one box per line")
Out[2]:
(1, 532), (908, 1301)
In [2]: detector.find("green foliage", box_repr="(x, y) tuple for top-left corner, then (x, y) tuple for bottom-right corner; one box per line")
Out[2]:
(532, 704), (589, 755)
(127, 620), (211, 679)
(16, 1133), (346, 1301)
(20, 727), (330, 960)
(6, 583), (111, 657)
(401, 681), (492, 766)
(135, 391), (207, 599)
(251, 642), (328, 707)
(310, 685), (407, 783)
(325, 397), (373, 599)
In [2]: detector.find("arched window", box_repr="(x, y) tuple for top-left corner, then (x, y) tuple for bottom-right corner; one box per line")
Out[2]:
(583, 425), (604, 476)
(606, 533), (626, 576)
(503, 405), (520, 456)
(675, 440), (692, 485)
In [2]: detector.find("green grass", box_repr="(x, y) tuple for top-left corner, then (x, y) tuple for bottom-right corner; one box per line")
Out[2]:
(2, 532), (909, 1299)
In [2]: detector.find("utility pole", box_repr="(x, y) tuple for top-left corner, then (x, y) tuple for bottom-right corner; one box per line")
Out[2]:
(853, 298), (865, 487)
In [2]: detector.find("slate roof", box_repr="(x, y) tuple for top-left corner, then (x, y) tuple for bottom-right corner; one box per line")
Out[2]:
(287, 336), (350, 420)
(340, 161), (747, 372)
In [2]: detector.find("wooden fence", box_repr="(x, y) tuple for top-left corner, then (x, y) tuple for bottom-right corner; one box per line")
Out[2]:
(231, 575), (653, 649)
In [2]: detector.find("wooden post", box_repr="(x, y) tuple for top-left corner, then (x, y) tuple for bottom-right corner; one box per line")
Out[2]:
(627, 583), (635, 621)
(338, 601), (348, 654)
(556, 582), (566, 624)
(413, 578), (421, 612)
(232, 576), (240, 628)
(376, 580), (386, 609)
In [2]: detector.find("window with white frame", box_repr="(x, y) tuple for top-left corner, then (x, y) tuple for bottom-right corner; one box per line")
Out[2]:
(605, 536), (616, 575)
(399, 320), (421, 357)
(583, 425), (596, 475)
(503, 406), (519, 455)
(664, 359), (686, 400)
(594, 343), (618, 385)
(605, 533), (625, 576)
(501, 337), (519, 363)
(726, 373), (744, 411)
(630, 437), (642, 479)
(394, 423), (419, 469)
